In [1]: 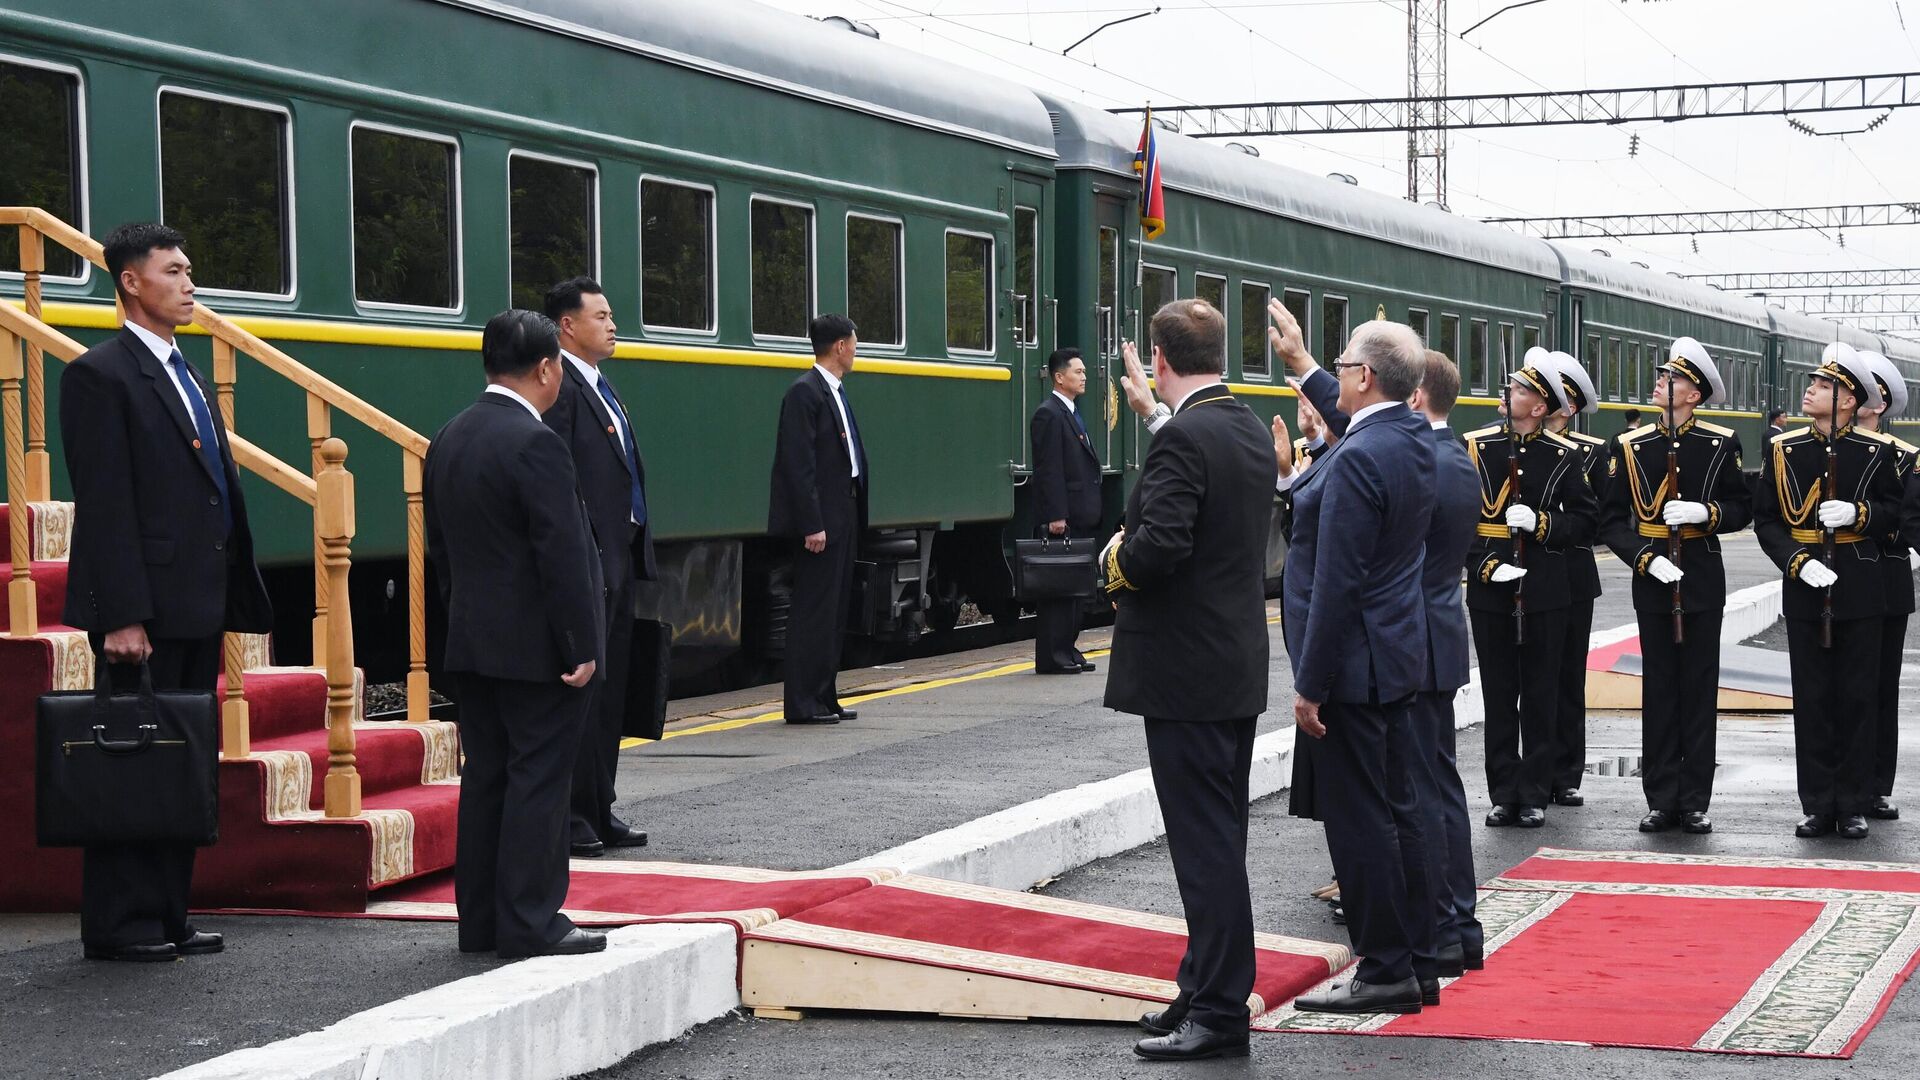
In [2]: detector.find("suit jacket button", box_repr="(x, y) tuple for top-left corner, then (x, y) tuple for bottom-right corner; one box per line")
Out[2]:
(209, 495), (220, 505)
(214, 540), (225, 552)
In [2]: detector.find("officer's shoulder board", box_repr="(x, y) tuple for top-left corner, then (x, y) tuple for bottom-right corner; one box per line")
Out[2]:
(1620, 422), (1661, 444)
(1461, 424), (1504, 442)
(1889, 434), (1920, 456)
(1692, 420), (1736, 438)
(1772, 426), (1813, 445)
(1539, 429), (1579, 451)
(1564, 429), (1607, 447)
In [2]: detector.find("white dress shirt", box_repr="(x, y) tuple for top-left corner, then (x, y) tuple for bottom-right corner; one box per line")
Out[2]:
(124, 319), (205, 421)
(814, 362), (859, 479)
(566, 351), (632, 452)
(484, 382), (542, 420)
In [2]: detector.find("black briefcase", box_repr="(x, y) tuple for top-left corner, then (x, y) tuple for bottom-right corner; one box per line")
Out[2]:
(622, 618), (673, 742)
(1013, 535), (1099, 601)
(35, 658), (220, 848)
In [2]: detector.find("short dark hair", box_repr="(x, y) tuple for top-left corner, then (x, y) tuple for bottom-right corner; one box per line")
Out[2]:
(1148, 300), (1227, 377)
(102, 222), (186, 294)
(1767, 408), (1785, 424)
(481, 309), (559, 379)
(809, 314), (857, 357)
(542, 276), (604, 322)
(1046, 347), (1083, 378)
(1623, 408), (1642, 424)
(1420, 350), (1461, 416)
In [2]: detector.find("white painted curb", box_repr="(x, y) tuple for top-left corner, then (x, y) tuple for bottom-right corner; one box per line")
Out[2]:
(153, 923), (738, 1080)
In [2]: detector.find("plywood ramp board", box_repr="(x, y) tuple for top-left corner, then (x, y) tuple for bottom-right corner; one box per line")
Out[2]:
(1585, 641), (1793, 712)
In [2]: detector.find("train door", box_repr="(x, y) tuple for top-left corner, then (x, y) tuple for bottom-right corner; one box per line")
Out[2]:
(1010, 176), (1049, 468)
(1091, 194), (1130, 474)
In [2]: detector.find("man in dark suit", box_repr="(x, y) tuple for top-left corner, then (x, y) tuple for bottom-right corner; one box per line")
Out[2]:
(59, 222), (274, 962)
(425, 309), (606, 959)
(1767, 409), (1788, 443)
(1280, 320), (1438, 1016)
(542, 277), (654, 858)
(768, 314), (868, 725)
(1105, 300), (1274, 1062)
(1407, 350), (1484, 978)
(1029, 347), (1102, 674)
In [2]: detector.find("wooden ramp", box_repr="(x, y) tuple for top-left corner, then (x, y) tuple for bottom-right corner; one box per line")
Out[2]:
(1586, 639), (1793, 712)
(740, 874), (1350, 1022)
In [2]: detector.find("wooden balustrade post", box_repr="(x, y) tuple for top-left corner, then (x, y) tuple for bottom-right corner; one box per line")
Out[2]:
(307, 393), (331, 668)
(212, 337), (237, 430)
(2, 328), (36, 637)
(221, 633), (250, 760)
(18, 227), (49, 501)
(404, 451), (429, 723)
(317, 438), (360, 818)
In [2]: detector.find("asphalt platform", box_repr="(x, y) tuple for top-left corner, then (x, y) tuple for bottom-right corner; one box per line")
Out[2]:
(5, 534), (1913, 1079)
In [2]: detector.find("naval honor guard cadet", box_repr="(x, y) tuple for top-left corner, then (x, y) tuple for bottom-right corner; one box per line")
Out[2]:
(1535, 350), (1607, 810)
(1856, 351), (1919, 822)
(1755, 343), (1904, 840)
(1599, 338), (1751, 834)
(1464, 354), (1598, 829)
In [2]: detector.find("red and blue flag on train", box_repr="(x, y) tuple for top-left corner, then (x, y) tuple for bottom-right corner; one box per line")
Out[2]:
(1133, 108), (1165, 240)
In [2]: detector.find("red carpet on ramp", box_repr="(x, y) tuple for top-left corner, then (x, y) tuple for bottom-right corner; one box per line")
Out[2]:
(1260, 848), (1920, 1057)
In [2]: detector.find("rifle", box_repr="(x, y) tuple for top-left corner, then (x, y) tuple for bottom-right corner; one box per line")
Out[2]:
(1665, 387), (1684, 644)
(1822, 369), (1838, 649)
(1505, 363), (1526, 645)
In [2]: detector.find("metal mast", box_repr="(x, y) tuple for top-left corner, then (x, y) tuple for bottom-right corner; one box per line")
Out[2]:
(1408, 0), (1447, 208)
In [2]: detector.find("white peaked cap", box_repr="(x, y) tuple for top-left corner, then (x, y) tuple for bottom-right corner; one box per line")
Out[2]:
(1544, 350), (1598, 415)
(1859, 350), (1907, 419)
(1510, 355), (1567, 412)
(1818, 341), (1884, 414)
(1663, 337), (1726, 406)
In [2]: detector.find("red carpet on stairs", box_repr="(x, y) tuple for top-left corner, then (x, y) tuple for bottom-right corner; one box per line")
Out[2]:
(1261, 847), (1920, 1058)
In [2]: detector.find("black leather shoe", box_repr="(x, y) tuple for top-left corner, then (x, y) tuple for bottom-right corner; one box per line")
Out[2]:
(570, 839), (606, 857)
(603, 825), (648, 848)
(1462, 943), (1485, 971)
(1078, 661), (1098, 673)
(1034, 665), (1084, 675)
(1552, 788), (1584, 807)
(785, 714), (841, 725)
(836, 709), (859, 721)
(1436, 942), (1465, 978)
(503, 928), (607, 959)
(1133, 1019), (1249, 1061)
(84, 941), (177, 963)
(1639, 809), (1676, 833)
(1516, 805), (1546, 828)
(1682, 811), (1713, 834)
(176, 930), (224, 955)
(1840, 814), (1870, 839)
(1872, 797), (1900, 821)
(1293, 976), (1423, 1014)
(1485, 804), (1517, 827)
(1419, 977), (1440, 1007)
(1139, 995), (1190, 1036)
(1796, 813), (1836, 838)
(1330, 904), (1345, 926)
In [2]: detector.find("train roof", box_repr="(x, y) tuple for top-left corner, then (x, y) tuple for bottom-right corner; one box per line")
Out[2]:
(1766, 306), (1886, 351)
(1549, 243), (1770, 330)
(1037, 93), (1561, 278)
(432, 0), (1058, 157)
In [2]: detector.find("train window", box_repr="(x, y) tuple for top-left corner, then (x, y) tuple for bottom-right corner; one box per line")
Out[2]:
(1140, 264), (1175, 351)
(1098, 226), (1120, 356)
(1468, 319), (1488, 391)
(1499, 323), (1515, 381)
(1240, 282), (1271, 378)
(1194, 274), (1228, 365)
(640, 178), (715, 333)
(0, 59), (84, 278)
(751, 196), (814, 340)
(1322, 296), (1349, 367)
(159, 89), (291, 297)
(1283, 288), (1312, 357)
(1408, 308), (1429, 345)
(846, 214), (903, 348)
(351, 123), (459, 311)
(1627, 342), (1641, 403)
(1585, 333), (1601, 383)
(1014, 207), (1039, 347)
(1522, 325), (1540, 355)
(945, 228), (993, 353)
(1439, 313), (1460, 371)
(1607, 338), (1624, 400)
(508, 151), (596, 312)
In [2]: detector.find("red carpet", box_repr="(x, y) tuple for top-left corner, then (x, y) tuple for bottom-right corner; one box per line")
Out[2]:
(1260, 848), (1920, 1057)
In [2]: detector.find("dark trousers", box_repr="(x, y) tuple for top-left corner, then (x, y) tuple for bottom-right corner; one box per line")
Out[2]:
(1637, 608), (1724, 813)
(1877, 614), (1908, 798)
(1472, 607), (1570, 808)
(454, 672), (590, 956)
(80, 634), (221, 949)
(1786, 617), (1881, 817)
(784, 537), (854, 720)
(1551, 597), (1594, 792)
(1145, 716), (1256, 1033)
(1317, 698), (1435, 986)
(571, 578), (633, 845)
(1410, 690), (1480, 954)
(1034, 596), (1086, 672)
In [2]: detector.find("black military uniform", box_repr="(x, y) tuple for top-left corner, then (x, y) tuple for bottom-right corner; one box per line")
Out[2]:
(1551, 423), (1608, 805)
(1868, 427), (1920, 817)
(1600, 417), (1751, 822)
(1754, 366), (1905, 836)
(1464, 416), (1598, 821)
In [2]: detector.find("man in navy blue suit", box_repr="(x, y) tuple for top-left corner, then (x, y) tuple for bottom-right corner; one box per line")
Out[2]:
(1407, 350), (1484, 977)
(1279, 318), (1439, 1016)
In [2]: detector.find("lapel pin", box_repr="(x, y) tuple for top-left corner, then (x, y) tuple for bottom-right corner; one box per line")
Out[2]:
(192, 439), (202, 449)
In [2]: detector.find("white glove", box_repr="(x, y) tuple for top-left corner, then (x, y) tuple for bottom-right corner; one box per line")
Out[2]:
(1647, 556), (1685, 584)
(1490, 564), (1528, 584)
(1662, 501), (1710, 526)
(1799, 559), (1839, 589)
(1504, 504), (1538, 534)
(1100, 529), (1124, 566)
(1817, 500), (1857, 529)
(1910, 549), (1919, 572)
